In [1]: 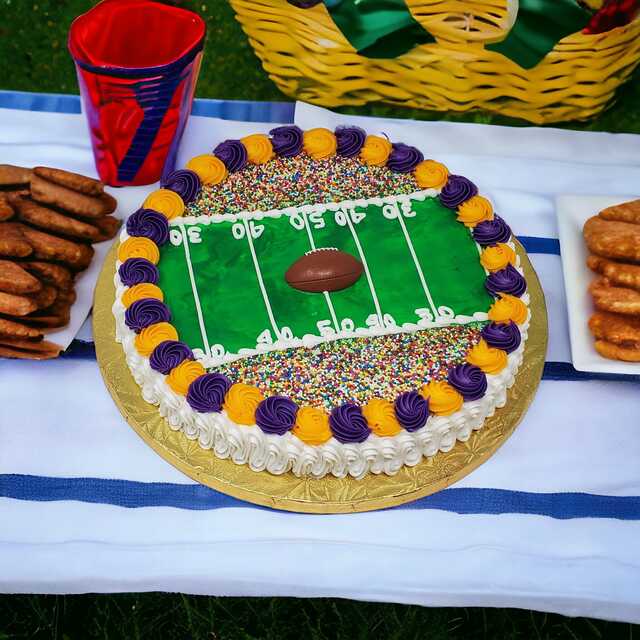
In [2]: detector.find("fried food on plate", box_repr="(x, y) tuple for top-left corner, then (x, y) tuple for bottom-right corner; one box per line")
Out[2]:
(0, 317), (42, 339)
(599, 199), (640, 225)
(0, 260), (42, 295)
(22, 261), (73, 291)
(0, 290), (38, 316)
(0, 222), (33, 258)
(589, 277), (640, 316)
(583, 216), (640, 263)
(30, 174), (117, 219)
(594, 340), (640, 362)
(19, 224), (94, 271)
(0, 337), (61, 360)
(0, 164), (32, 186)
(588, 311), (640, 347)
(33, 166), (104, 197)
(587, 254), (640, 291)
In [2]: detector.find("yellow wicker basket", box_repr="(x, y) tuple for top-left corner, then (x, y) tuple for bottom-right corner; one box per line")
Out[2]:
(230, 0), (640, 123)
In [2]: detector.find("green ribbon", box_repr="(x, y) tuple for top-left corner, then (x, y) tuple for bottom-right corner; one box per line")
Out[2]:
(323, 0), (592, 67)
(486, 0), (592, 68)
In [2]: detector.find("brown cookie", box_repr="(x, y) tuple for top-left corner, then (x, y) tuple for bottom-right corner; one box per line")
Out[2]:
(23, 298), (71, 328)
(589, 277), (640, 316)
(588, 311), (640, 347)
(599, 199), (640, 225)
(91, 214), (121, 241)
(33, 166), (104, 197)
(19, 225), (94, 271)
(26, 284), (58, 310)
(0, 164), (32, 187)
(0, 195), (15, 221)
(0, 317), (42, 339)
(13, 197), (103, 242)
(587, 255), (640, 291)
(0, 290), (38, 316)
(30, 174), (116, 219)
(0, 337), (61, 360)
(55, 287), (76, 306)
(22, 261), (73, 291)
(583, 216), (640, 263)
(0, 222), (33, 258)
(594, 340), (640, 362)
(0, 260), (42, 295)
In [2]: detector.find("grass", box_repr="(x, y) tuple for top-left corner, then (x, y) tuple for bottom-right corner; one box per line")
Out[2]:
(0, 594), (638, 639)
(1, 1), (639, 638)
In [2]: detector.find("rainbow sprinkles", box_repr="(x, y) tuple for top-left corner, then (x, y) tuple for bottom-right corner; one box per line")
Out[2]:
(112, 125), (530, 479)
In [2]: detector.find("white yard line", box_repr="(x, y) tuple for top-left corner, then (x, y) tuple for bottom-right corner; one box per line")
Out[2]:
(243, 218), (280, 338)
(344, 210), (383, 325)
(180, 224), (211, 358)
(302, 213), (340, 333)
(396, 214), (439, 320)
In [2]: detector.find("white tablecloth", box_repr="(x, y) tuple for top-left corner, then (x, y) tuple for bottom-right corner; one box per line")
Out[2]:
(1, 96), (640, 623)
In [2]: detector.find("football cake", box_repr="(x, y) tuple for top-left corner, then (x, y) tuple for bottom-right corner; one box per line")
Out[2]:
(112, 125), (530, 479)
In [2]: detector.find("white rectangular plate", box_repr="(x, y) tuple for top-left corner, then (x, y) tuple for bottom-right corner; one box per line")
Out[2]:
(556, 194), (640, 375)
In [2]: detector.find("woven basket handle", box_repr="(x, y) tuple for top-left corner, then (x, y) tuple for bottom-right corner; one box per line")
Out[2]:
(406, 0), (519, 43)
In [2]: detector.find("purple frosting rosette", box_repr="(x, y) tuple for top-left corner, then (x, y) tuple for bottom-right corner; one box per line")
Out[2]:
(187, 373), (232, 413)
(485, 264), (527, 297)
(161, 169), (201, 204)
(481, 321), (521, 354)
(269, 125), (304, 158)
(329, 403), (371, 444)
(118, 258), (159, 286)
(335, 125), (366, 158)
(473, 215), (512, 246)
(213, 139), (248, 173)
(124, 298), (171, 333)
(387, 143), (424, 173)
(439, 175), (478, 209)
(150, 340), (193, 375)
(394, 391), (429, 432)
(448, 364), (487, 401)
(255, 395), (298, 436)
(126, 208), (170, 246)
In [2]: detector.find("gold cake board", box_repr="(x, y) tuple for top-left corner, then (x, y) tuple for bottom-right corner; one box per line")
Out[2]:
(94, 241), (547, 514)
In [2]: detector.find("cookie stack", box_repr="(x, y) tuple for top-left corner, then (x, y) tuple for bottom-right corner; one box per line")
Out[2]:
(0, 164), (120, 359)
(583, 198), (640, 362)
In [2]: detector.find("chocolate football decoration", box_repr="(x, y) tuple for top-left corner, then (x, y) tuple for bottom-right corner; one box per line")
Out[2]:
(285, 248), (363, 293)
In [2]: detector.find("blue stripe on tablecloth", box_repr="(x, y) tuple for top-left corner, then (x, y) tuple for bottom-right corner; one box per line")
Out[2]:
(0, 90), (294, 123)
(518, 236), (560, 255)
(2, 474), (640, 519)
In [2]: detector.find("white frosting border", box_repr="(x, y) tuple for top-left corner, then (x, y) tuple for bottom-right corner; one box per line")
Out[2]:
(113, 188), (530, 480)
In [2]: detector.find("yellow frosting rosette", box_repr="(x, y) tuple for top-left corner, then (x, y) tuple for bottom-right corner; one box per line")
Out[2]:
(121, 283), (164, 308)
(457, 195), (494, 227)
(118, 237), (160, 264)
(420, 381), (464, 416)
(480, 243), (517, 272)
(241, 133), (275, 165)
(293, 406), (332, 445)
(143, 189), (185, 220)
(223, 383), (265, 426)
(488, 294), (528, 325)
(134, 322), (178, 357)
(166, 360), (206, 396)
(303, 128), (337, 160)
(360, 135), (392, 167)
(361, 399), (402, 437)
(186, 154), (228, 185)
(414, 160), (449, 190)
(466, 339), (508, 374)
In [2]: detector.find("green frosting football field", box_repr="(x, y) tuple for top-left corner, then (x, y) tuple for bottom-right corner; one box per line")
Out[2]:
(158, 196), (492, 358)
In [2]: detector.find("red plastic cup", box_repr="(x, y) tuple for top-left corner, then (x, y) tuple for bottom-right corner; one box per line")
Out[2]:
(68, 0), (205, 186)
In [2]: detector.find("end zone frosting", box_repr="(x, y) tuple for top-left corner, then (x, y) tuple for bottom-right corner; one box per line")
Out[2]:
(113, 125), (530, 479)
